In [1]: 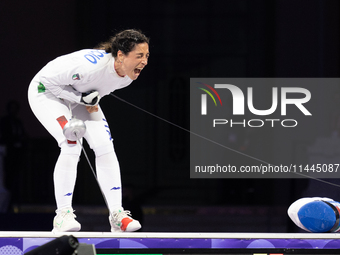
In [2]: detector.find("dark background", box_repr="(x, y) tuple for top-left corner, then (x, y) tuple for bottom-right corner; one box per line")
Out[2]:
(0, 0), (340, 232)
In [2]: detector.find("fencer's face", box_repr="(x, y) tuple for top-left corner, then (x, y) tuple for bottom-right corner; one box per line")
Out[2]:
(119, 43), (149, 80)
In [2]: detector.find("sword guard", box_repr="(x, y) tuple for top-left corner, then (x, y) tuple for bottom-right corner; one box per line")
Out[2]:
(63, 118), (86, 141)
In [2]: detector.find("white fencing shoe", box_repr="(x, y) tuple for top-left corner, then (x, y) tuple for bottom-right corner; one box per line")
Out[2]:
(52, 207), (81, 232)
(109, 207), (141, 232)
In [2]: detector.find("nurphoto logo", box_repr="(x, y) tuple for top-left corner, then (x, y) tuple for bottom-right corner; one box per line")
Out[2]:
(198, 82), (312, 128)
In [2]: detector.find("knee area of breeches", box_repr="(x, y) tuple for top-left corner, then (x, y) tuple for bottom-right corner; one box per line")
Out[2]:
(59, 140), (82, 156)
(93, 143), (114, 157)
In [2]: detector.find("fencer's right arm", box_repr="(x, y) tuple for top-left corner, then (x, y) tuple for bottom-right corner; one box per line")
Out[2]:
(38, 60), (100, 105)
(39, 80), (100, 106)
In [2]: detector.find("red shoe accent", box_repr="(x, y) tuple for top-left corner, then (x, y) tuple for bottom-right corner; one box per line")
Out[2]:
(121, 217), (133, 231)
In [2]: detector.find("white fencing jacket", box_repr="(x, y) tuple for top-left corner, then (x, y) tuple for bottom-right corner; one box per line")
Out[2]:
(36, 49), (133, 103)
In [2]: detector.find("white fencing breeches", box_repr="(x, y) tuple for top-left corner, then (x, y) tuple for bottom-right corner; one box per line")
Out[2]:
(28, 80), (122, 213)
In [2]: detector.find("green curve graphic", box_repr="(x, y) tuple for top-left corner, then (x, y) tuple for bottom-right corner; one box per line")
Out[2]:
(199, 88), (217, 106)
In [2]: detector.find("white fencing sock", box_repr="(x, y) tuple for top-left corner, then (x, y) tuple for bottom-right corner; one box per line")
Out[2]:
(53, 153), (79, 210)
(96, 151), (122, 213)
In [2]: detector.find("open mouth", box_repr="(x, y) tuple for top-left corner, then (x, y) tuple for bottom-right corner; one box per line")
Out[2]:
(134, 68), (142, 75)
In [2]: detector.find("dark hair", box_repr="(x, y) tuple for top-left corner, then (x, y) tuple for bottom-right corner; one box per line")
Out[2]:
(95, 29), (149, 57)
